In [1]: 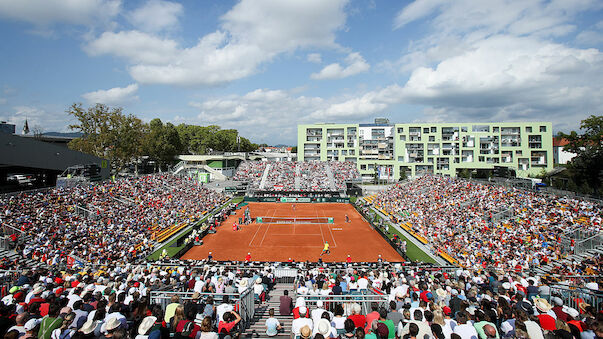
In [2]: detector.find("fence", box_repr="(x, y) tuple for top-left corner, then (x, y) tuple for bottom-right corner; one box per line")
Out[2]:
(274, 268), (298, 283)
(548, 285), (603, 312)
(149, 288), (256, 330)
(294, 291), (389, 316)
(575, 233), (603, 253)
(74, 205), (100, 221)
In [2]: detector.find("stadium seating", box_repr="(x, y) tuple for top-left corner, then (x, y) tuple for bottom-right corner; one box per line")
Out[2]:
(369, 175), (603, 272)
(234, 161), (360, 192)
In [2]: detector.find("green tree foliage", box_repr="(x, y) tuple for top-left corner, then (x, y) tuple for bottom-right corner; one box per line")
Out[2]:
(68, 103), (146, 172)
(67, 103), (259, 173)
(558, 115), (603, 194)
(175, 124), (257, 154)
(143, 119), (183, 171)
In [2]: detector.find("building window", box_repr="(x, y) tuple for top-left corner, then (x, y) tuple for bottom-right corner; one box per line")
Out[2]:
(429, 136), (435, 141)
(349, 150), (355, 155)
(540, 125), (546, 132)
(423, 128), (429, 133)
(493, 127), (499, 132)
(431, 127), (437, 133)
(397, 127), (404, 133)
(526, 126), (532, 133)
(360, 164), (366, 170)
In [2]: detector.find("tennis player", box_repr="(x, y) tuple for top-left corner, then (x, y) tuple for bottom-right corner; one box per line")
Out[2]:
(320, 241), (330, 256)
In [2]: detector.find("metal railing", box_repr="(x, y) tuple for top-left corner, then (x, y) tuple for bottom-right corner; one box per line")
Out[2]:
(294, 291), (389, 316)
(148, 288), (255, 330)
(74, 205), (100, 221)
(548, 285), (603, 312)
(575, 233), (603, 253)
(274, 268), (298, 283)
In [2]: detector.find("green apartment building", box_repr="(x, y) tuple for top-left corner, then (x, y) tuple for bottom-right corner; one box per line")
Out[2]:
(297, 119), (553, 181)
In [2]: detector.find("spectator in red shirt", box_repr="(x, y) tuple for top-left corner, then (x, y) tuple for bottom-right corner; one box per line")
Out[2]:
(348, 303), (366, 329)
(364, 303), (380, 334)
(217, 310), (241, 336)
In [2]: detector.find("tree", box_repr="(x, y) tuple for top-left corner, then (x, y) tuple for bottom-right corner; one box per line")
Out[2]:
(143, 119), (182, 171)
(558, 115), (603, 194)
(290, 146), (298, 153)
(68, 103), (146, 173)
(175, 124), (258, 154)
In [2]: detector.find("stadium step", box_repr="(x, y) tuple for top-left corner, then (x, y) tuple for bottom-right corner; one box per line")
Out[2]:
(324, 163), (337, 191)
(259, 164), (271, 190)
(536, 244), (603, 275)
(0, 248), (47, 270)
(241, 282), (295, 339)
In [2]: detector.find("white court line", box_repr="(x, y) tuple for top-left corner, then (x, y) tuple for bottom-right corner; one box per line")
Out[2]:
(317, 205), (325, 245)
(258, 209), (278, 246)
(259, 223), (271, 246)
(248, 208), (275, 247)
(259, 245), (326, 247)
(269, 233), (326, 236)
(322, 208), (338, 248)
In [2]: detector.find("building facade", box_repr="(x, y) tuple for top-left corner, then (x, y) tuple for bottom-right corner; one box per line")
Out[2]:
(298, 120), (553, 181)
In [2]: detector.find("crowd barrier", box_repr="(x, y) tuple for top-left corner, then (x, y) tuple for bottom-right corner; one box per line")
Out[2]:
(149, 288), (256, 330)
(274, 267), (298, 283)
(548, 285), (603, 312)
(294, 290), (389, 316)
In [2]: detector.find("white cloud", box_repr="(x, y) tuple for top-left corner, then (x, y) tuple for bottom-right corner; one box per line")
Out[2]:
(0, 105), (71, 134)
(394, 0), (598, 38)
(85, 31), (178, 64)
(187, 86), (394, 143)
(86, 0), (349, 86)
(81, 84), (139, 106)
(307, 53), (322, 63)
(128, 0), (182, 33)
(393, 0), (445, 29)
(0, 0), (120, 26)
(576, 30), (603, 45)
(310, 52), (370, 80)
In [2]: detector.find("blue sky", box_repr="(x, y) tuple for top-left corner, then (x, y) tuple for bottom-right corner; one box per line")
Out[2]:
(0, 0), (602, 145)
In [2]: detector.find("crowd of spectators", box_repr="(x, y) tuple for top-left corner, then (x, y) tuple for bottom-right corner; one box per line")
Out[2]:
(0, 260), (279, 339)
(265, 162), (297, 191)
(232, 162), (267, 190)
(369, 175), (602, 273)
(330, 162), (361, 190)
(299, 162), (331, 192)
(0, 175), (227, 268)
(0, 257), (601, 339)
(233, 161), (360, 193)
(280, 261), (603, 338)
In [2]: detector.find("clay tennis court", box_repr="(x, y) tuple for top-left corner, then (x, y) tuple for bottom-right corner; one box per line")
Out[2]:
(182, 202), (404, 262)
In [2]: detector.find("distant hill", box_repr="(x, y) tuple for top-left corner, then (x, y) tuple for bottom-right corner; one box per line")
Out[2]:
(273, 144), (290, 148)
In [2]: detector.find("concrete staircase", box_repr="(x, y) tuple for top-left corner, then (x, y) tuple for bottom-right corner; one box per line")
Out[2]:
(294, 163), (301, 191)
(242, 282), (294, 338)
(0, 232), (50, 269)
(324, 163), (337, 191)
(259, 164), (271, 190)
(0, 247), (46, 269)
(534, 244), (603, 275)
